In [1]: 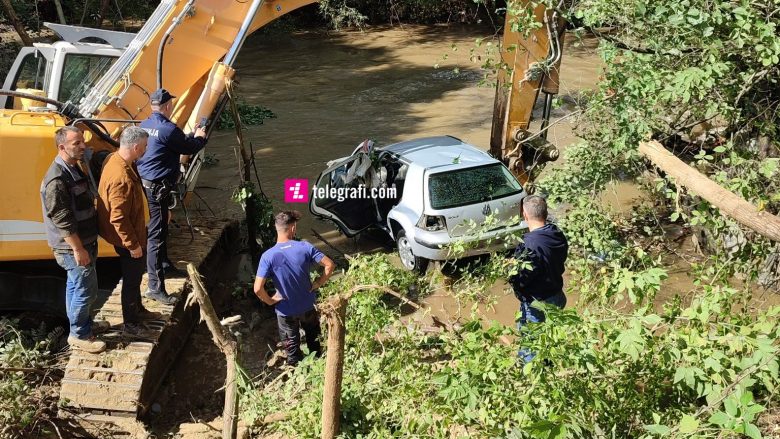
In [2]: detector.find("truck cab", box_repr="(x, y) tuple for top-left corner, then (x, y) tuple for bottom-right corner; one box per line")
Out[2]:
(1, 22), (133, 110)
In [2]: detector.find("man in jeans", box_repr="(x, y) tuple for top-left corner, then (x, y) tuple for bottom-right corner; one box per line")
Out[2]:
(510, 195), (569, 362)
(97, 126), (161, 336)
(254, 211), (336, 366)
(40, 126), (109, 354)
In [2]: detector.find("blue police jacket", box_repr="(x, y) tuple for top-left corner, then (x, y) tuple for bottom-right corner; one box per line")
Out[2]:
(137, 112), (207, 183)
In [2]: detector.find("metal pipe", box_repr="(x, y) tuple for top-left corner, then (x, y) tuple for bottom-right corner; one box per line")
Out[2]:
(71, 118), (143, 125)
(224, 0), (265, 66)
(540, 92), (553, 140)
(0, 89), (63, 107)
(0, 89), (120, 147)
(157, 0), (196, 89)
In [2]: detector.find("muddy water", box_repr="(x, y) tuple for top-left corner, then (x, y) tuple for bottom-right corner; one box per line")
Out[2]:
(195, 26), (600, 248)
(194, 25), (603, 327)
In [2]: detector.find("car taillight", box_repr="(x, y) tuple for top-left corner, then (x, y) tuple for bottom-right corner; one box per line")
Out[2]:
(417, 214), (447, 232)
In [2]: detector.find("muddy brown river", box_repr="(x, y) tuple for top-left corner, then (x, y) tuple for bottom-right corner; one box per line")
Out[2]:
(196, 25), (599, 235)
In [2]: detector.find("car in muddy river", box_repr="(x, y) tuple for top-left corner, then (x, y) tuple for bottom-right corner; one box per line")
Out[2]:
(310, 136), (528, 272)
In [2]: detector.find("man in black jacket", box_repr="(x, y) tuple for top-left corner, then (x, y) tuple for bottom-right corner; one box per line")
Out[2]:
(509, 195), (568, 362)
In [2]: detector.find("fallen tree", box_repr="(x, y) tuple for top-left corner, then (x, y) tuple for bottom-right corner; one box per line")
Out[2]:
(639, 140), (780, 242)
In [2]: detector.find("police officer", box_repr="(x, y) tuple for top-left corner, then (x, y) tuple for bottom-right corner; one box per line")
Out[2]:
(138, 89), (207, 304)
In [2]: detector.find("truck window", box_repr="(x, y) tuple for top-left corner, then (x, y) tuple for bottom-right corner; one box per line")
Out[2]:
(58, 54), (116, 103)
(4, 53), (49, 109)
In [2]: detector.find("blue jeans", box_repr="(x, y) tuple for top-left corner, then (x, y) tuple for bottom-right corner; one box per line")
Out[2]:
(54, 242), (99, 339)
(516, 291), (567, 362)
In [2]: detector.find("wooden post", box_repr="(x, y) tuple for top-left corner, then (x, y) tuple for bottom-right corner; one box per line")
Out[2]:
(226, 82), (260, 260)
(186, 264), (240, 439)
(0, 0), (33, 46)
(639, 140), (780, 242)
(320, 295), (348, 439)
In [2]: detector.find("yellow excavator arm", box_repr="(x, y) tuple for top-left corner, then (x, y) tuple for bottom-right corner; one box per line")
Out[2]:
(490, 1), (566, 185)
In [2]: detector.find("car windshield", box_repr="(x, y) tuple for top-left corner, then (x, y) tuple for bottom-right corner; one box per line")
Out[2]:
(428, 163), (522, 209)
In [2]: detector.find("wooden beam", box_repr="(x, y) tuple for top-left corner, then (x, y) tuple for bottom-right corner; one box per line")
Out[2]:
(638, 140), (780, 242)
(186, 264), (239, 439)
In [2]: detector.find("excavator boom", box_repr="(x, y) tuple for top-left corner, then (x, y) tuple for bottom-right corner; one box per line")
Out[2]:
(490, 1), (566, 185)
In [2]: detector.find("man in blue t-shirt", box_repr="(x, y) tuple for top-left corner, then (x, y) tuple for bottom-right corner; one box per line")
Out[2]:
(254, 211), (336, 366)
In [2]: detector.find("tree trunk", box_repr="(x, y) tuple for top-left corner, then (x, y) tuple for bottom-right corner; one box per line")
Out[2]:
(95, 0), (111, 28)
(186, 264), (240, 439)
(0, 0), (33, 46)
(638, 140), (780, 242)
(53, 0), (67, 24)
(321, 296), (348, 439)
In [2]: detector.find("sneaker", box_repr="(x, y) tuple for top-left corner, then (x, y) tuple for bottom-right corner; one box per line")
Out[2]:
(144, 289), (177, 305)
(92, 320), (111, 334)
(68, 336), (106, 354)
(137, 308), (163, 321)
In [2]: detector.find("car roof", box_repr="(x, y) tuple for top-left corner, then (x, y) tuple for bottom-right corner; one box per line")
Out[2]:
(379, 136), (497, 170)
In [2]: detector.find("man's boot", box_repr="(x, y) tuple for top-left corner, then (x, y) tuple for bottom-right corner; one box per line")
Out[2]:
(68, 336), (106, 354)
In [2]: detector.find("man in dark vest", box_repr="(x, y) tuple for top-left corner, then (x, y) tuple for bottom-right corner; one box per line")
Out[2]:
(137, 88), (207, 304)
(41, 126), (109, 354)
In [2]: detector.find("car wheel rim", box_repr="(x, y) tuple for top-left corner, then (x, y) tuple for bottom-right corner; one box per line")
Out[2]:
(398, 236), (415, 269)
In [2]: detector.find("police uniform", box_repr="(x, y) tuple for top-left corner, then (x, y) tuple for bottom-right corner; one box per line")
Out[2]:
(137, 89), (206, 300)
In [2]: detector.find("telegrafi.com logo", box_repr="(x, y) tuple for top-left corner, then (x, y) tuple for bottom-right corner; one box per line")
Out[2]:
(284, 179), (397, 203)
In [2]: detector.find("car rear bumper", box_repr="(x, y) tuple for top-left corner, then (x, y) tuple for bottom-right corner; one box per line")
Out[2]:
(410, 223), (525, 261)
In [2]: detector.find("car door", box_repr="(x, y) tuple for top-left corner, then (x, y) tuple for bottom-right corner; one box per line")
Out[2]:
(309, 156), (380, 237)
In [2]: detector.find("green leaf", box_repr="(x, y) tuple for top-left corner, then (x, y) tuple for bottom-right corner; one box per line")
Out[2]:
(744, 422), (761, 439)
(678, 415), (699, 434)
(707, 411), (730, 427)
(644, 424), (671, 436)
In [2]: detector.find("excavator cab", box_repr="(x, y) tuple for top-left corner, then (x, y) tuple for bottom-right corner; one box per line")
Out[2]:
(0, 23), (131, 110)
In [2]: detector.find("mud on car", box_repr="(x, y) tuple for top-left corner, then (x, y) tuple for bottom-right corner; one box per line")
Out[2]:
(310, 136), (528, 273)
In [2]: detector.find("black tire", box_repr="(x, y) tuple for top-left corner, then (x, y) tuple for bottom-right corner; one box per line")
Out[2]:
(396, 230), (429, 274)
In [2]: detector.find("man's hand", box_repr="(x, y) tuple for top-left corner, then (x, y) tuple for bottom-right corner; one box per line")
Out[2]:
(73, 247), (91, 266)
(311, 256), (336, 292)
(194, 126), (207, 138)
(268, 292), (284, 305)
(129, 246), (143, 258)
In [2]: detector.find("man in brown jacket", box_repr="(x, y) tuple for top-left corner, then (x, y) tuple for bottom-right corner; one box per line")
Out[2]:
(97, 126), (159, 335)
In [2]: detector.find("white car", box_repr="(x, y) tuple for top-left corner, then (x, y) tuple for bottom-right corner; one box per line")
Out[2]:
(310, 136), (528, 272)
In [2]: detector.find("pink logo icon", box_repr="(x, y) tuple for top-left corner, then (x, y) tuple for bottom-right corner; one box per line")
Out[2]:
(284, 179), (309, 203)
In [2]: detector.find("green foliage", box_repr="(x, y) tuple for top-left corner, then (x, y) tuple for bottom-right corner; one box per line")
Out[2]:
(216, 102), (275, 131)
(239, 255), (780, 438)
(315, 0), (496, 27)
(0, 319), (60, 438)
(232, 183), (275, 249)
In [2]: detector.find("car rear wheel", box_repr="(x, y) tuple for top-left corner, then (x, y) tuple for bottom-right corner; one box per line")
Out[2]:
(396, 230), (429, 274)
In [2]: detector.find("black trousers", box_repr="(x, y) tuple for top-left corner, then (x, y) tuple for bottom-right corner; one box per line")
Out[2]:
(143, 186), (170, 293)
(276, 309), (322, 365)
(114, 246), (145, 324)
